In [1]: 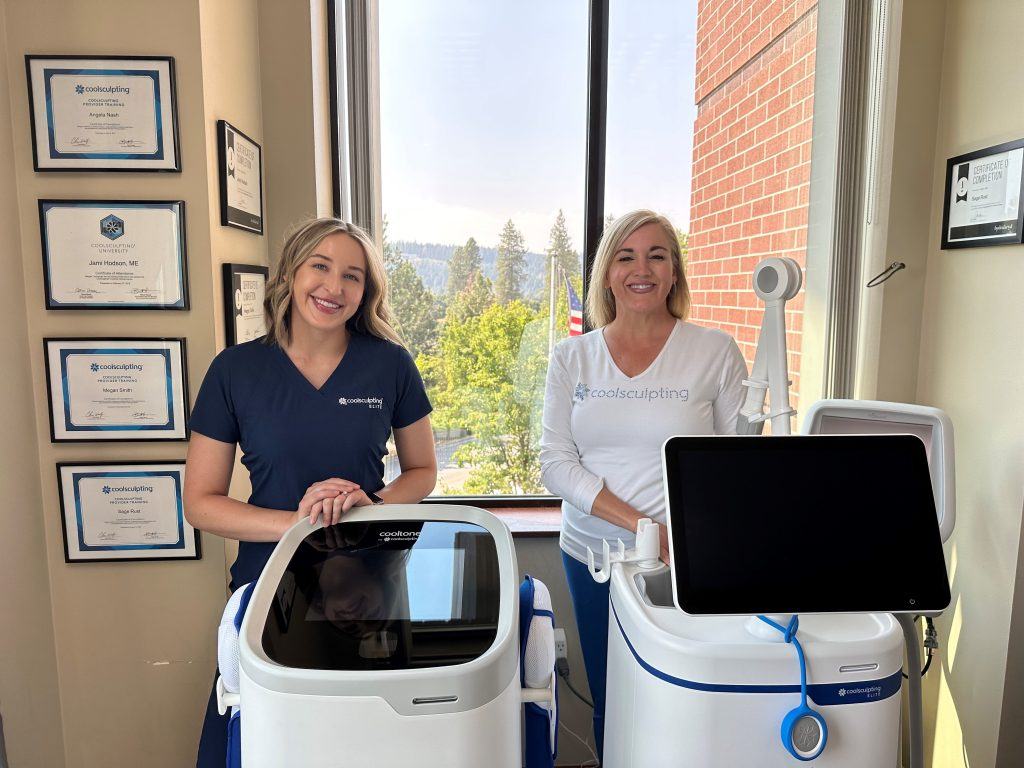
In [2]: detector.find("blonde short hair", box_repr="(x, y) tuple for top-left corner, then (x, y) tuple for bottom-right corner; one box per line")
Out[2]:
(585, 209), (690, 328)
(263, 218), (403, 348)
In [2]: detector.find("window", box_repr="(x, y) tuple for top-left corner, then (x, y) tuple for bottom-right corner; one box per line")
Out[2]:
(333, 0), (873, 498)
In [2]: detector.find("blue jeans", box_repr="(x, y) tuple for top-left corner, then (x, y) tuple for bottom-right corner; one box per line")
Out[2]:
(561, 551), (610, 764)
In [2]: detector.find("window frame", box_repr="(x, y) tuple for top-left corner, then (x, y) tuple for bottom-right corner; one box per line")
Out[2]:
(328, 0), (880, 503)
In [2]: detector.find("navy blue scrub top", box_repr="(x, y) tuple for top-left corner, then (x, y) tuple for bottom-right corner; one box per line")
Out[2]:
(189, 334), (432, 588)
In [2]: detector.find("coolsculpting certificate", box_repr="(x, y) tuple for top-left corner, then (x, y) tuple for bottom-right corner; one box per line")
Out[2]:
(218, 120), (264, 233)
(57, 463), (200, 562)
(943, 140), (1024, 248)
(44, 338), (189, 442)
(27, 56), (180, 171)
(41, 201), (188, 309)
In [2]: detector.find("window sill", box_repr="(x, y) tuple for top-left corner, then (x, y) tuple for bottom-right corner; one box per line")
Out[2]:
(488, 506), (561, 536)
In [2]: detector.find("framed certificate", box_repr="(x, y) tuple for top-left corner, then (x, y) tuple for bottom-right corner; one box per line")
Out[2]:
(217, 120), (264, 233)
(942, 138), (1024, 249)
(39, 200), (188, 310)
(26, 55), (181, 172)
(223, 263), (269, 345)
(44, 338), (189, 442)
(57, 461), (200, 562)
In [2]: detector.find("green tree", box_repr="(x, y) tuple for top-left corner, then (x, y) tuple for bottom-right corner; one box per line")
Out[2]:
(446, 237), (481, 296)
(494, 219), (527, 304)
(387, 259), (439, 359)
(447, 270), (494, 323)
(381, 215), (402, 270)
(543, 209), (580, 300)
(422, 300), (546, 494)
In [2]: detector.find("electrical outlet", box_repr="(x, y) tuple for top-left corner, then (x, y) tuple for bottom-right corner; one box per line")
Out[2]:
(553, 628), (568, 660)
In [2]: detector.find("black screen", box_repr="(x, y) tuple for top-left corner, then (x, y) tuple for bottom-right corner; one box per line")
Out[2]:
(664, 435), (951, 615)
(262, 520), (500, 670)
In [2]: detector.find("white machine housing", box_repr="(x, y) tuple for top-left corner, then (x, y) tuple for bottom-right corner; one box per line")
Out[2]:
(603, 400), (954, 766)
(604, 564), (903, 767)
(236, 504), (523, 768)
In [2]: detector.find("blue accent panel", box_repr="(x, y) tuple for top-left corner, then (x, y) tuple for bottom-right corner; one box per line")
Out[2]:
(234, 583), (254, 633)
(59, 348), (175, 431)
(610, 599), (902, 706)
(71, 470), (184, 552)
(43, 68), (165, 161)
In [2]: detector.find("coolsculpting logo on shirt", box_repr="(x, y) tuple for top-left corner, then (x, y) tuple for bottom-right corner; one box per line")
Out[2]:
(338, 395), (384, 410)
(574, 382), (688, 402)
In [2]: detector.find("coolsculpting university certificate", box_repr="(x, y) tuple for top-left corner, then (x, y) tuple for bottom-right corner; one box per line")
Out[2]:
(45, 338), (189, 442)
(943, 142), (1024, 248)
(41, 201), (187, 309)
(27, 56), (180, 171)
(57, 463), (200, 562)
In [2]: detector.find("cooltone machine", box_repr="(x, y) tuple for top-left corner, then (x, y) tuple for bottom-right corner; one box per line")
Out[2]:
(215, 504), (558, 768)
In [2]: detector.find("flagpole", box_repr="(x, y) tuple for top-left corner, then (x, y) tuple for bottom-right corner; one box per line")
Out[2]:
(548, 253), (558, 356)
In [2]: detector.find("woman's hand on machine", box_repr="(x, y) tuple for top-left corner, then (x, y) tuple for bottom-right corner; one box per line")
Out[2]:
(296, 478), (361, 527)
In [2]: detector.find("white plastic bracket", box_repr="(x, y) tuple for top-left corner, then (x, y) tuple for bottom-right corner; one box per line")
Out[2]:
(215, 675), (240, 716)
(587, 518), (663, 583)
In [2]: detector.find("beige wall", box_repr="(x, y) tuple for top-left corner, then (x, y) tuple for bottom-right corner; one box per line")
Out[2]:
(0, 6), (65, 767)
(872, 1), (1024, 766)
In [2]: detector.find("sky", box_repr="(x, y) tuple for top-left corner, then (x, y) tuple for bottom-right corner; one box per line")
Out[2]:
(378, 0), (697, 254)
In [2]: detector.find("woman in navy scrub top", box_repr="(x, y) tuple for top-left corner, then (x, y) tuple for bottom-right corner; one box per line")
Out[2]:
(186, 218), (437, 766)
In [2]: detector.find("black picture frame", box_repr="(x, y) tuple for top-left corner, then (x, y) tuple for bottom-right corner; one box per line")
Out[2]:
(25, 55), (181, 172)
(941, 138), (1024, 250)
(39, 199), (189, 310)
(56, 460), (201, 563)
(222, 263), (269, 345)
(217, 119), (264, 234)
(43, 337), (190, 443)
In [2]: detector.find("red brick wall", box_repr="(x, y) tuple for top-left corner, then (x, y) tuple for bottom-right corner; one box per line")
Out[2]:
(688, 0), (817, 405)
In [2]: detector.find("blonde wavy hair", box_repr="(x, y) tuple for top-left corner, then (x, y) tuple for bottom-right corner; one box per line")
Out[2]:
(585, 209), (690, 328)
(263, 218), (403, 348)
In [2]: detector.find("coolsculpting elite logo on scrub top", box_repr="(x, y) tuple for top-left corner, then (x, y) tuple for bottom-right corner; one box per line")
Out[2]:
(337, 396), (384, 409)
(574, 382), (689, 403)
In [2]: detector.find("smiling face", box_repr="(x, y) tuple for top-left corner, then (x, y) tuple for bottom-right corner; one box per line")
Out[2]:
(605, 222), (677, 318)
(288, 232), (367, 339)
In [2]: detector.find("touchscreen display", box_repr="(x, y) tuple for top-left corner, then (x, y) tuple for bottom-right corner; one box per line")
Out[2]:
(262, 520), (500, 670)
(663, 435), (951, 615)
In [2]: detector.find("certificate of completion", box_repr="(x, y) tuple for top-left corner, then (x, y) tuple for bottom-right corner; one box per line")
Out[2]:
(45, 338), (189, 442)
(223, 264), (268, 344)
(943, 140), (1024, 249)
(27, 56), (181, 171)
(41, 201), (188, 309)
(218, 120), (264, 233)
(57, 462), (200, 562)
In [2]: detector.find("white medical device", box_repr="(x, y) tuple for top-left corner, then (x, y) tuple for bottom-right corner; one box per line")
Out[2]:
(593, 257), (954, 767)
(216, 505), (556, 768)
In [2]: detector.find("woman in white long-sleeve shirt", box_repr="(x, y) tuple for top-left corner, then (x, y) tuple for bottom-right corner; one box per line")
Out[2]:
(540, 209), (747, 760)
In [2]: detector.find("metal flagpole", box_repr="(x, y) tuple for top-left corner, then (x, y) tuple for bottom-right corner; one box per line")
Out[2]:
(548, 253), (558, 356)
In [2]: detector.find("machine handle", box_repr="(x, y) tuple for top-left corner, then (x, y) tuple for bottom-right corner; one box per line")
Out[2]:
(216, 675), (240, 716)
(521, 683), (554, 704)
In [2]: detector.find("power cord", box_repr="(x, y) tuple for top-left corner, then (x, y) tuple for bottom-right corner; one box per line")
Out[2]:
(902, 617), (938, 679)
(556, 657), (594, 709)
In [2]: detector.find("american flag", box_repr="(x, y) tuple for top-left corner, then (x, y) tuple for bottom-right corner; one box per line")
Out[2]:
(565, 277), (584, 336)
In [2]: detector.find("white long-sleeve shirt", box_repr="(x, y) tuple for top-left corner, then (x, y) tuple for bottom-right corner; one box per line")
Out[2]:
(540, 320), (747, 565)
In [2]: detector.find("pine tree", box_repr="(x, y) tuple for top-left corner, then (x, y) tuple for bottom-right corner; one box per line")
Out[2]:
(543, 209), (580, 299)
(446, 236), (481, 296)
(494, 220), (527, 303)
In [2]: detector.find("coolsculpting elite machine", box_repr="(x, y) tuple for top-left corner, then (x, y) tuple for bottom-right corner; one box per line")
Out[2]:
(592, 257), (954, 767)
(216, 504), (557, 768)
